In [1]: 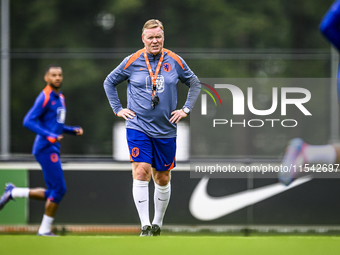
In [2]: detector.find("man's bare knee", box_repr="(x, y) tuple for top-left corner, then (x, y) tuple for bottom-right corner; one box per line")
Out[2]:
(132, 162), (152, 181)
(153, 170), (171, 186)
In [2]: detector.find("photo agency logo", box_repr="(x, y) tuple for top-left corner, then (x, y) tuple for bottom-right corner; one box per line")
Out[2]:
(190, 78), (326, 179)
(200, 82), (223, 113)
(200, 81), (312, 128)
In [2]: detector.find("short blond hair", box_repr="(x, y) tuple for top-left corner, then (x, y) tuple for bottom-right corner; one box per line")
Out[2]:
(142, 19), (164, 35)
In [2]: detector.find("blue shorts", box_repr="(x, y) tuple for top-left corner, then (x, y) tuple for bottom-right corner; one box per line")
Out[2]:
(126, 128), (176, 171)
(35, 153), (67, 204)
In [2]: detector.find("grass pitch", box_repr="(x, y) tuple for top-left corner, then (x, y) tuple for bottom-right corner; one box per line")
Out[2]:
(0, 235), (339, 255)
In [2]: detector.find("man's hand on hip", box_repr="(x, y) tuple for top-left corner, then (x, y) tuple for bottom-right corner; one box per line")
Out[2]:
(117, 109), (136, 120)
(170, 109), (187, 124)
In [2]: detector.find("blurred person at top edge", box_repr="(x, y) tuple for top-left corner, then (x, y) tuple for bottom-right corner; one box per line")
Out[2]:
(279, 1), (340, 186)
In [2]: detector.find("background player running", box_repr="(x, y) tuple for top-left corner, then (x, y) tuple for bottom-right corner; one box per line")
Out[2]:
(0, 64), (83, 236)
(279, 0), (340, 186)
(104, 19), (200, 236)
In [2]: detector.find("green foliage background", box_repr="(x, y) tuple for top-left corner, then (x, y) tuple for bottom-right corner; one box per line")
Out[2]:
(6, 0), (336, 155)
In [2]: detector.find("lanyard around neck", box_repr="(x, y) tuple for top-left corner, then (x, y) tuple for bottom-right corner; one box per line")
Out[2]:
(144, 49), (164, 96)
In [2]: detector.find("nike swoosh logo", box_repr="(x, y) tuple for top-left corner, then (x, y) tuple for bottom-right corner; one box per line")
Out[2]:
(139, 68), (146, 71)
(164, 163), (171, 167)
(138, 200), (147, 203)
(189, 175), (312, 221)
